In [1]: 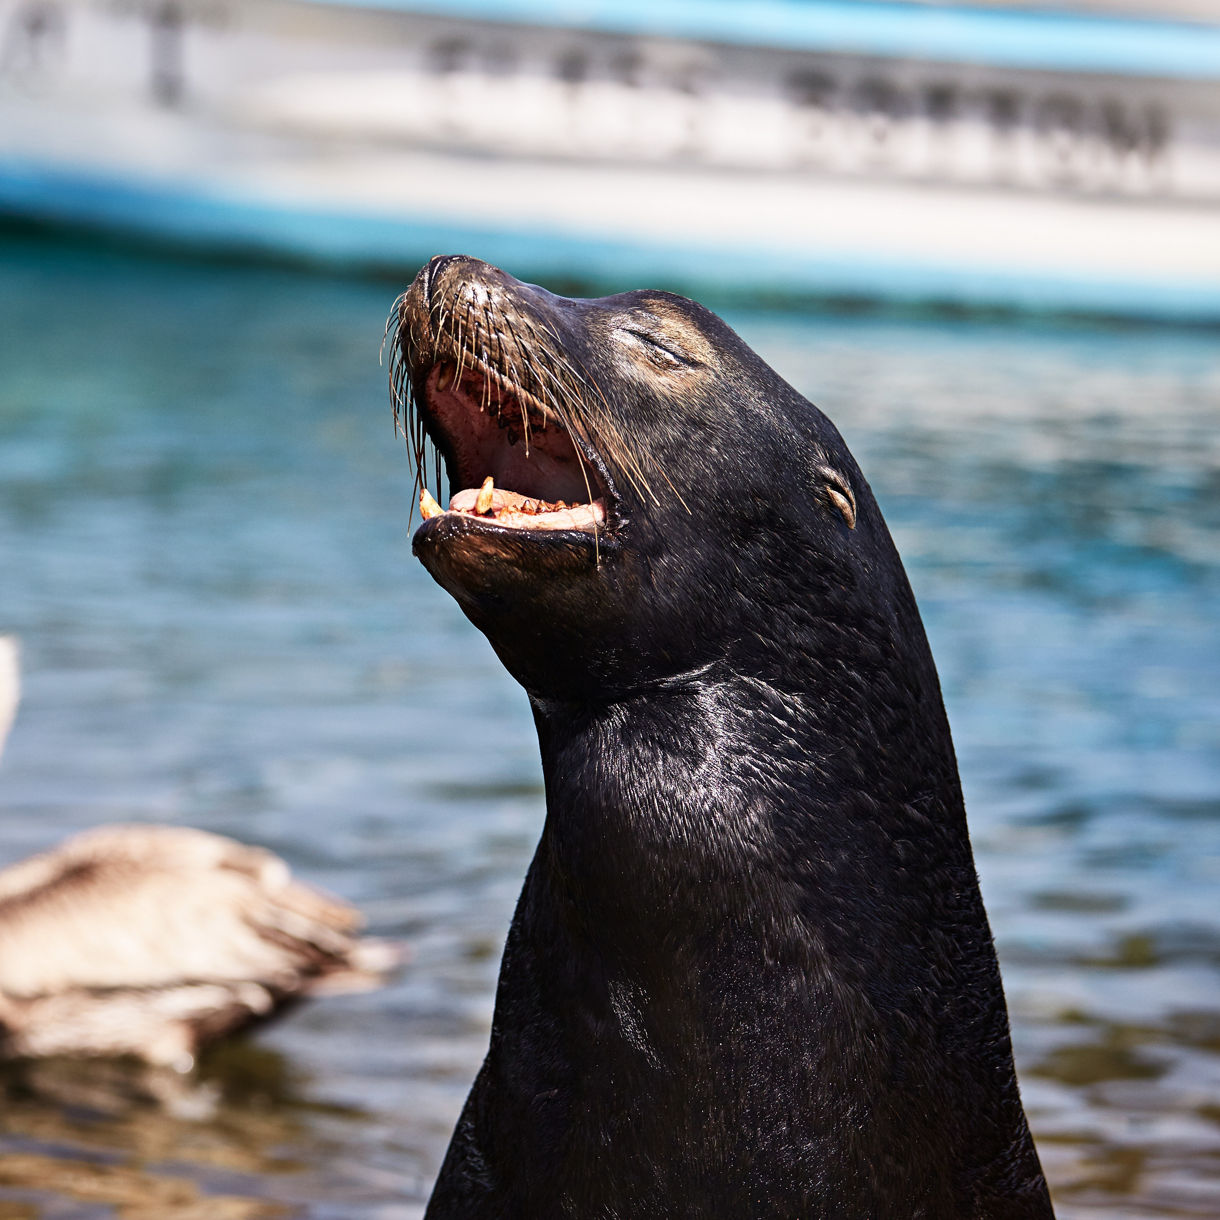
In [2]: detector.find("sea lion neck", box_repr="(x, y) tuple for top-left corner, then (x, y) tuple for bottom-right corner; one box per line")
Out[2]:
(529, 664), (964, 897)
(502, 675), (1045, 1220)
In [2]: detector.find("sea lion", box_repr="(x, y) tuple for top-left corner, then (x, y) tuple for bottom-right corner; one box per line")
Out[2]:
(390, 255), (1054, 1219)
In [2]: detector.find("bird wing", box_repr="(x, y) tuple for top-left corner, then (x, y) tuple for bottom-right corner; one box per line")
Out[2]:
(0, 825), (376, 1000)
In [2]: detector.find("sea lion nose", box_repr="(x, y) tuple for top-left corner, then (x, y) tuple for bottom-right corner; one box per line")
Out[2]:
(423, 254), (518, 308)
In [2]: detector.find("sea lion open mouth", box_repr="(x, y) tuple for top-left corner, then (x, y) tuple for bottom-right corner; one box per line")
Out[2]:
(388, 255), (625, 542)
(385, 254), (866, 702)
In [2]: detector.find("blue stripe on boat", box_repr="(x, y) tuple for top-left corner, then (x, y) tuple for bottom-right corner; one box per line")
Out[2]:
(2, 159), (1218, 322)
(301, 0), (1220, 81)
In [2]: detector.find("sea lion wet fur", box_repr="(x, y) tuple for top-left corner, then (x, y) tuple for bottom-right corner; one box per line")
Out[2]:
(395, 257), (1054, 1219)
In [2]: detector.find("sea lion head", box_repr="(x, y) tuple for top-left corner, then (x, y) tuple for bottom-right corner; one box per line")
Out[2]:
(392, 255), (896, 704)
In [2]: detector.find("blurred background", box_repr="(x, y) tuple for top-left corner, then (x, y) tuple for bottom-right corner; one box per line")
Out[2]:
(1, 1), (1218, 1217)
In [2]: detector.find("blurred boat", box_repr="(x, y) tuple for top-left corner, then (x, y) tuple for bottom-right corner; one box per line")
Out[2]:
(1, 0), (1219, 318)
(0, 639), (404, 1069)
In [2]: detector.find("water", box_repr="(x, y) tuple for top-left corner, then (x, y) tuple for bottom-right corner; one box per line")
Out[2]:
(0, 233), (1217, 1218)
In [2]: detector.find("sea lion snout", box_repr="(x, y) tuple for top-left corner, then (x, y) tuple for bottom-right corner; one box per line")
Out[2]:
(416, 254), (557, 332)
(388, 257), (893, 700)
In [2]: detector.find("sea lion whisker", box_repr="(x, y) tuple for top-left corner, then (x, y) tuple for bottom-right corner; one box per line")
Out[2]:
(459, 351), (556, 432)
(383, 291), (408, 343)
(434, 307), (585, 473)
(519, 339), (645, 487)
(535, 370), (648, 508)
(430, 302), (451, 368)
(549, 352), (659, 507)
(523, 351), (600, 439)
(496, 314), (537, 455)
(384, 302), (414, 437)
(513, 357), (615, 495)
(580, 451), (600, 564)
(405, 375), (437, 523)
(531, 351), (579, 433)
(477, 316), (493, 415)
(579, 408), (655, 502)
(423, 311), (566, 453)
(389, 361), (411, 442)
(652, 465), (691, 514)
(380, 293), (406, 374)
(452, 304), (470, 387)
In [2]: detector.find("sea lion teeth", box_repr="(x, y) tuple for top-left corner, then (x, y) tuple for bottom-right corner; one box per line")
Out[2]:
(476, 477), (495, 515)
(419, 488), (443, 519)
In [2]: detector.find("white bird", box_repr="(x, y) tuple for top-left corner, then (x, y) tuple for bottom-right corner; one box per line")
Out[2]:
(0, 636), (403, 1069)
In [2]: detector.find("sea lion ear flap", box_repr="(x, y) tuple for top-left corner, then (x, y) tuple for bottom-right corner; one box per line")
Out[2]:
(816, 465), (857, 530)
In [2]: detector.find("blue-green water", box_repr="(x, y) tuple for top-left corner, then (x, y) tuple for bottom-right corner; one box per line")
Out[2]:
(0, 234), (1217, 1218)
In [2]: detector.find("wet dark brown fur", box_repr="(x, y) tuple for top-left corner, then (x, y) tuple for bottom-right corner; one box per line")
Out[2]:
(393, 256), (1055, 1219)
